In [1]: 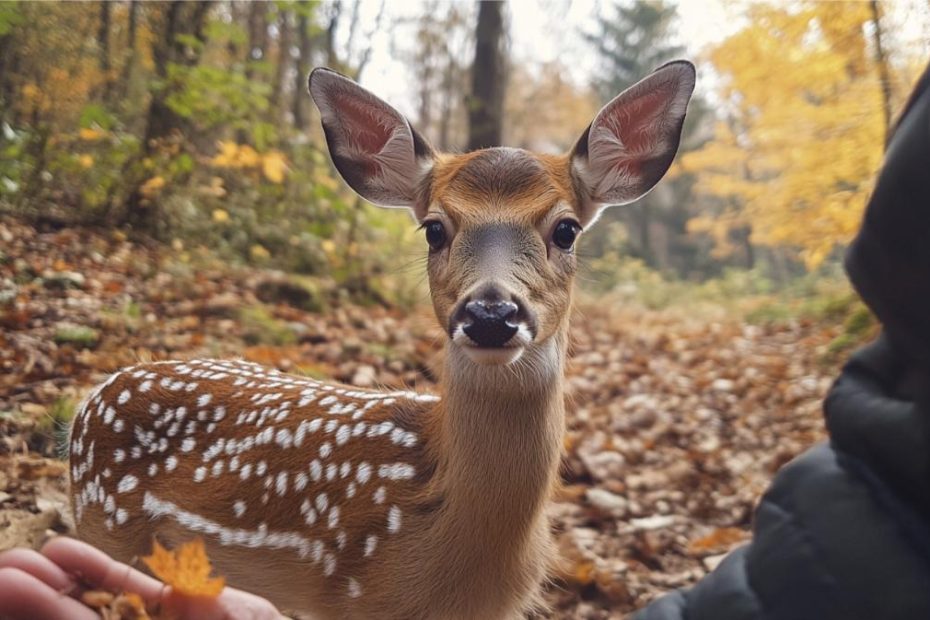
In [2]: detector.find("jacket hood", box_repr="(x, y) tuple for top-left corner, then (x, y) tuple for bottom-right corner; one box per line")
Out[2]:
(845, 64), (930, 364)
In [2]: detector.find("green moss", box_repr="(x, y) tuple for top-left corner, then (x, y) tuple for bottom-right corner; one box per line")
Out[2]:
(254, 276), (326, 313)
(53, 324), (100, 347)
(843, 304), (875, 337)
(238, 304), (297, 346)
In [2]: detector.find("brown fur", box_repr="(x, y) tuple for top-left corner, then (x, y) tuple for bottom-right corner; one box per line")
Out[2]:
(72, 149), (579, 619)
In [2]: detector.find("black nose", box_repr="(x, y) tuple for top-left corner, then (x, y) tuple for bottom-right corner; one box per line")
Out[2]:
(462, 299), (519, 348)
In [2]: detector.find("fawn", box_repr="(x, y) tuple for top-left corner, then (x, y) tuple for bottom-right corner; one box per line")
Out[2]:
(69, 62), (695, 619)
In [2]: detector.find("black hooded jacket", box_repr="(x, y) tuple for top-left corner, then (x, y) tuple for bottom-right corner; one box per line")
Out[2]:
(635, 65), (930, 620)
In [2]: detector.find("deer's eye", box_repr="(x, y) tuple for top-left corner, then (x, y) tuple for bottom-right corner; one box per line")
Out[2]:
(552, 220), (581, 251)
(424, 221), (447, 251)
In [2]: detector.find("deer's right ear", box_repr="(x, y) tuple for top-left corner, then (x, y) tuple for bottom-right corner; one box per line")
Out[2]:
(308, 68), (434, 216)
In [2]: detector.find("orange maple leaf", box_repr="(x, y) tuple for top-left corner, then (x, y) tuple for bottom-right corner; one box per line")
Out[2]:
(142, 538), (226, 598)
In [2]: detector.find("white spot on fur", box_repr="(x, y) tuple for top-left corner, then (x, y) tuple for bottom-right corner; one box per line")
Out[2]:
(364, 535), (377, 557)
(116, 475), (138, 494)
(387, 505), (402, 533)
(142, 492), (317, 559)
(239, 463), (253, 480)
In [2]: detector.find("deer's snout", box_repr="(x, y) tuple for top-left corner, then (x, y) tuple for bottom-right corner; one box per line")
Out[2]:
(450, 284), (537, 352)
(462, 299), (519, 348)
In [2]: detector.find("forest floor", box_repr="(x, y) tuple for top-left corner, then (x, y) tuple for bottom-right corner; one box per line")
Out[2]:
(0, 216), (843, 618)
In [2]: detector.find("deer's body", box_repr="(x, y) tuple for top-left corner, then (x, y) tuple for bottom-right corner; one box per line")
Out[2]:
(70, 64), (695, 618)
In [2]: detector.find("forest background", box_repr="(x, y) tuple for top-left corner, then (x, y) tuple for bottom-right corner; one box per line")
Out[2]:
(2, 0), (928, 313)
(1, 1), (930, 617)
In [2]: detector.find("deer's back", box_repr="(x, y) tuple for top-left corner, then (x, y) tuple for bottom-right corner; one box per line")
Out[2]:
(69, 359), (439, 614)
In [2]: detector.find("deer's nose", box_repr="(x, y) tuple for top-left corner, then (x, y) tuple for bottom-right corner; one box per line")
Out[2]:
(461, 298), (519, 348)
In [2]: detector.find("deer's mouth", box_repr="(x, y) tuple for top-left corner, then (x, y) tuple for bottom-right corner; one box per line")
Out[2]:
(451, 323), (533, 365)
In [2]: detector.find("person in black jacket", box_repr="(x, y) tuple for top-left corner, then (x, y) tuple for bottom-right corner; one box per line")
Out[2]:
(635, 61), (930, 620)
(0, 63), (928, 620)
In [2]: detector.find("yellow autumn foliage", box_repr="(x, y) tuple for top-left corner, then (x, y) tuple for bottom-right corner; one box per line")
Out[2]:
(682, 2), (899, 269)
(261, 150), (288, 184)
(211, 141), (289, 184)
(78, 127), (107, 141)
(139, 176), (166, 198)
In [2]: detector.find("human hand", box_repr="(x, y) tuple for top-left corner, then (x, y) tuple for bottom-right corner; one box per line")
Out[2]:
(0, 537), (283, 619)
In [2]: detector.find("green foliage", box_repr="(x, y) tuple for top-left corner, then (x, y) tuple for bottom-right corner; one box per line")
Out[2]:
(255, 276), (326, 313)
(0, 2), (24, 36)
(165, 63), (272, 138)
(53, 324), (100, 347)
(238, 305), (298, 346)
(79, 104), (117, 130)
(584, 253), (872, 340)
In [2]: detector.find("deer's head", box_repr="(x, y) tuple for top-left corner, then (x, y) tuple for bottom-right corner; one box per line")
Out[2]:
(309, 63), (695, 369)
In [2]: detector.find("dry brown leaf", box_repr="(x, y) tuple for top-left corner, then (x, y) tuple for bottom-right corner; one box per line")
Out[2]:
(687, 527), (749, 555)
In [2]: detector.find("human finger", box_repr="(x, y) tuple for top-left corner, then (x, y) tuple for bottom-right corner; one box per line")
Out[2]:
(0, 566), (99, 620)
(0, 547), (77, 593)
(41, 537), (166, 602)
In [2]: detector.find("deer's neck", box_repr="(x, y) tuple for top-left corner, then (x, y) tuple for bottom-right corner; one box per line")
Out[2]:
(431, 331), (566, 555)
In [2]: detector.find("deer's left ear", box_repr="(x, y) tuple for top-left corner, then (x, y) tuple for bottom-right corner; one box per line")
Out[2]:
(570, 61), (696, 226)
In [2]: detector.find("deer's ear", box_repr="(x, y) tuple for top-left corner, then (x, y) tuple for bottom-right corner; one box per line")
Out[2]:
(570, 61), (695, 226)
(308, 68), (434, 215)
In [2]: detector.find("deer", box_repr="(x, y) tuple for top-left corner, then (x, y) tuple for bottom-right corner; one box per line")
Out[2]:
(68, 61), (695, 619)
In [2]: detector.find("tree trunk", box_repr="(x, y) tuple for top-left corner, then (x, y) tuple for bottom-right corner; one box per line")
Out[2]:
(293, 3), (312, 129)
(438, 54), (457, 150)
(869, 0), (893, 143)
(325, 1), (342, 70)
(117, 0), (138, 102)
(128, 1), (211, 232)
(638, 202), (653, 267)
(271, 8), (292, 120)
(127, 0), (138, 50)
(97, 0), (112, 102)
(467, 1), (506, 150)
(0, 32), (14, 124)
(246, 2), (269, 79)
(143, 1), (209, 148)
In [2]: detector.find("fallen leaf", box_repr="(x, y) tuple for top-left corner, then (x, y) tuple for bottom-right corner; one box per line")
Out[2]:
(687, 527), (749, 555)
(142, 538), (225, 598)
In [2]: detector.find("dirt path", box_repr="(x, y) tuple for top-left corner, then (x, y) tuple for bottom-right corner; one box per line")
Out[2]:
(0, 217), (840, 618)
